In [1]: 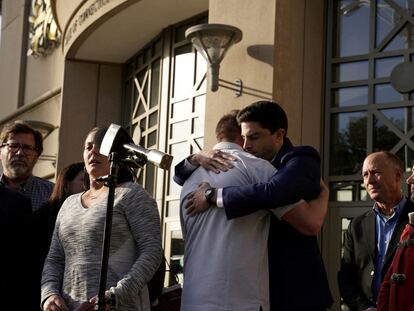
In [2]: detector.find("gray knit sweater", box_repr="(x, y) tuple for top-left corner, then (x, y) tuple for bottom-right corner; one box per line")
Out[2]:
(41, 182), (162, 311)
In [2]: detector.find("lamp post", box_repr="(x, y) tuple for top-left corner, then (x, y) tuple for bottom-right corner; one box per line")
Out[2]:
(185, 23), (242, 92)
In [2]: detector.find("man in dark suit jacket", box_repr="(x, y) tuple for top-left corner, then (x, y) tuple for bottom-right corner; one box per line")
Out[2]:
(338, 151), (414, 311)
(176, 101), (333, 311)
(0, 184), (38, 310)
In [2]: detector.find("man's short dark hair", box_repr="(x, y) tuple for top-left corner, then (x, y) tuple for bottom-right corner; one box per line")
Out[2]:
(0, 121), (43, 155)
(215, 110), (241, 142)
(237, 100), (288, 136)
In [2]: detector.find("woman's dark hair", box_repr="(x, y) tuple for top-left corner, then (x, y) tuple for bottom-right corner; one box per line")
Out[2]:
(47, 162), (85, 206)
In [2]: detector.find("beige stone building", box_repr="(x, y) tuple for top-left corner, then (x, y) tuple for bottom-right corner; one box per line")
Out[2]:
(2, 0), (414, 309)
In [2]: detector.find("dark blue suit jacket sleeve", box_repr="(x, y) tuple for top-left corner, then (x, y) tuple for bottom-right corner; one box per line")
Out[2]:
(223, 146), (321, 220)
(173, 158), (195, 186)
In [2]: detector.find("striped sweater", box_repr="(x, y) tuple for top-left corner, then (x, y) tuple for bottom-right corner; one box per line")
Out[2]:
(41, 182), (162, 311)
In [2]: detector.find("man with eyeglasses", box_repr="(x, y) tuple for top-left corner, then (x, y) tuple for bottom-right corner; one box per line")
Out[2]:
(0, 120), (54, 211)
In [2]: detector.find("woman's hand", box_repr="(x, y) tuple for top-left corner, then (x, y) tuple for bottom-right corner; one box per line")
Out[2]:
(89, 293), (112, 311)
(43, 294), (69, 311)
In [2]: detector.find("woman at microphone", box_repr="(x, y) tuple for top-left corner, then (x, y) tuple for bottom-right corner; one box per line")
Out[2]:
(41, 126), (162, 311)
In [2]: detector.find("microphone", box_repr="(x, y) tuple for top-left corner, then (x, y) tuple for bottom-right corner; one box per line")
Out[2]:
(100, 123), (173, 170)
(122, 143), (173, 170)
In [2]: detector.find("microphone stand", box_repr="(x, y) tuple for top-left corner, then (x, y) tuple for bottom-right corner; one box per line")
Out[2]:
(97, 152), (120, 311)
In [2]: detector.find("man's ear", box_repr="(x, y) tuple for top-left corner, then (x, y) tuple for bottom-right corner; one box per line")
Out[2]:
(32, 153), (40, 165)
(276, 128), (286, 139)
(396, 168), (403, 182)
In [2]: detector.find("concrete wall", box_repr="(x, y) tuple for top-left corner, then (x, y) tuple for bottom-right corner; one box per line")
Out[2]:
(57, 60), (122, 172)
(0, 0), (63, 111)
(274, 0), (326, 149)
(24, 49), (64, 105)
(205, 0), (325, 151)
(206, 0), (276, 148)
(0, 0), (29, 113)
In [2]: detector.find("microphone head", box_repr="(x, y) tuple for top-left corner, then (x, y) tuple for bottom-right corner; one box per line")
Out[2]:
(100, 124), (133, 157)
(147, 149), (174, 170)
(100, 124), (174, 170)
(123, 143), (173, 170)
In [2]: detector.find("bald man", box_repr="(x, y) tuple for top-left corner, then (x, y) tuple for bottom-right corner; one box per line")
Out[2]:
(338, 151), (414, 311)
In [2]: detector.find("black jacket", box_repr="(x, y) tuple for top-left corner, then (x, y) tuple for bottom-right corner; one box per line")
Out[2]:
(0, 186), (38, 310)
(338, 198), (414, 311)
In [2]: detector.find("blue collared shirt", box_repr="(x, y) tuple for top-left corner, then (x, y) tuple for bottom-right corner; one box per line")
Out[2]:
(372, 196), (406, 301)
(0, 174), (53, 211)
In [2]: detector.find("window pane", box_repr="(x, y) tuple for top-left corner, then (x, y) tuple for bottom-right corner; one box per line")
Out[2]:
(137, 54), (144, 68)
(330, 112), (367, 175)
(148, 130), (157, 147)
(170, 120), (190, 140)
(330, 181), (368, 202)
(377, 0), (404, 48)
(377, 0), (414, 52)
(169, 142), (190, 196)
(381, 108), (406, 132)
(384, 24), (414, 51)
(192, 117), (204, 134)
(145, 47), (152, 63)
(333, 86), (368, 107)
(375, 56), (403, 78)
(398, 0), (414, 8)
(145, 163), (155, 196)
(153, 38), (162, 55)
(172, 99), (191, 118)
(396, 146), (414, 172)
(374, 84), (403, 104)
(149, 111), (158, 128)
(136, 102), (146, 117)
(332, 182), (354, 202)
(335, 0), (370, 57)
(175, 23), (190, 43)
(334, 61), (369, 82)
(195, 51), (207, 90)
(167, 200), (180, 217)
(373, 109), (401, 151)
(140, 117), (146, 130)
(173, 44), (194, 98)
(150, 59), (161, 108)
(124, 81), (133, 118)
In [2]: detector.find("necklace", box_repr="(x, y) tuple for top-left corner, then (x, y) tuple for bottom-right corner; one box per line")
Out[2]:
(85, 189), (106, 200)
(82, 190), (106, 209)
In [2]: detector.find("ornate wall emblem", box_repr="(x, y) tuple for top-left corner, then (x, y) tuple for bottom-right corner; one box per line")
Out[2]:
(27, 0), (61, 57)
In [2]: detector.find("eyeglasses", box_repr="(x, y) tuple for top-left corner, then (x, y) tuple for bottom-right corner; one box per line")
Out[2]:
(1, 142), (38, 155)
